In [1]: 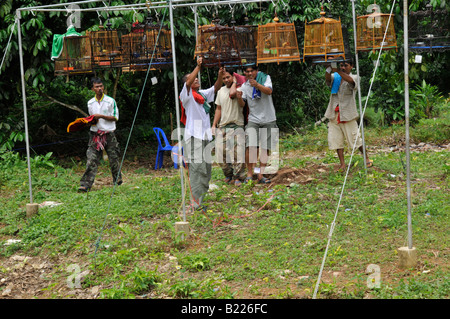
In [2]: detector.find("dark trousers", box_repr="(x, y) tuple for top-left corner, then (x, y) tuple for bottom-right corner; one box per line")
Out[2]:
(80, 131), (122, 188)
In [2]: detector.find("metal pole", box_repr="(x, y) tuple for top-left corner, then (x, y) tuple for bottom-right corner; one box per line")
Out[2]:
(351, 0), (367, 173)
(16, 11), (34, 204)
(194, 6), (201, 87)
(168, 0), (186, 222)
(404, 0), (412, 249)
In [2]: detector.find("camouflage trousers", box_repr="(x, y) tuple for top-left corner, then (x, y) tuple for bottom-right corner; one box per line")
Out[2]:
(80, 131), (122, 189)
(215, 124), (246, 181)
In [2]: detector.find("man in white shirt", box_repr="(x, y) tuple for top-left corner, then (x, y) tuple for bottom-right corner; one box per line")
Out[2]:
(79, 77), (122, 192)
(179, 57), (223, 209)
(239, 65), (278, 184)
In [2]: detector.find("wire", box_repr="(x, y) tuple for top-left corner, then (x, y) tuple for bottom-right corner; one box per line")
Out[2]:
(312, 0), (397, 299)
(0, 20), (17, 75)
(91, 7), (169, 266)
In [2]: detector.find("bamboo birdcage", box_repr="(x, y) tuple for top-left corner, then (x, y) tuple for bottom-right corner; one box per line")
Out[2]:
(54, 36), (93, 76)
(88, 22), (124, 69)
(256, 14), (300, 65)
(234, 24), (258, 66)
(409, 4), (450, 52)
(356, 11), (397, 52)
(194, 22), (242, 68)
(303, 8), (346, 63)
(121, 18), (173, 72)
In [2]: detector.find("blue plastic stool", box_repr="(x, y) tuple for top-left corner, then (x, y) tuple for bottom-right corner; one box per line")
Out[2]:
(153, 127), (176, 170)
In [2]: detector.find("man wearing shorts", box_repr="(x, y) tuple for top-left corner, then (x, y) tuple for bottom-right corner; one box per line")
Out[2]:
(240, 65), (278, 184)
(324, 59), (372, 171)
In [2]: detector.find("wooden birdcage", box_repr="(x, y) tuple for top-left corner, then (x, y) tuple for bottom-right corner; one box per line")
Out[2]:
(54, 36), (93, 76)
(256, 14), (300, 65)
(88, 22), (124, 69)
(234, 24), (258, 66)
(194, 22), (242, 68)
(409, 4), (450, 52)
(356, 11), (397, 52)
(303, 7), (346, 63)
(121, 18), (173, 72)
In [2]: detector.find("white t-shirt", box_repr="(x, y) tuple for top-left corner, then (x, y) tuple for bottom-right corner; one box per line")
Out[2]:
(240, 74), (276, 124)
(180, 83), (215, 141)
(88, 94), (119, 132)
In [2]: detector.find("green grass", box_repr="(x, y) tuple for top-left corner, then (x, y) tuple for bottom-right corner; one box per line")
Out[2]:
(0, 116), (449, 300)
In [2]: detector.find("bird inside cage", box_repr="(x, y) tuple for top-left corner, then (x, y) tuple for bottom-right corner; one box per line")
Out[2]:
(256, 13), (301, 65)
(88, 22), (123, 68)
(303, 7), (346, 64)
(194, 22), (242, 68)
(356, 10), (397, 52)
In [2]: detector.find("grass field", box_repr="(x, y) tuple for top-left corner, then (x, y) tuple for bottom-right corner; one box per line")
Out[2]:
(0, 112), (449, 300)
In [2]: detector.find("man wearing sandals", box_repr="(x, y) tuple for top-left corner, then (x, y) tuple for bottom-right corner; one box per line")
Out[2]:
(324, 59), (372, 171)
(212, 69), (246, 186)
(180, 57), (224, 209)
(240, 65), (278, 184)
(78, 77), (122, 192)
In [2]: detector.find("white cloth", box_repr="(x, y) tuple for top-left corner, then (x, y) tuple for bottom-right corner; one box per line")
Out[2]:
(180, 83), (215, 141)
(88, 94), (118, 132)
(240, 75), (276, 124)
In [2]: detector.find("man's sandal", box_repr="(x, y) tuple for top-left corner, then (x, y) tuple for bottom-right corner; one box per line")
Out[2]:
(78, 186), (90, 192)
(243, 177), (253, 184)
(258, 177), (271, 184)
(224, 177), (233, 184)
(366, 159), (374, 168)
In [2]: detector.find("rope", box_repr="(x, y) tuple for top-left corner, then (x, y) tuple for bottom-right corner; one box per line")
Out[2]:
(91, 7), (168, 267)
(312, 0), (397, 299)
(0, 19), (17, 75)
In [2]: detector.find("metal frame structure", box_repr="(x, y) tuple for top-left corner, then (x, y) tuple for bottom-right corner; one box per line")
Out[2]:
(14, 0), (274, 223)
(13, 0), (414, 299)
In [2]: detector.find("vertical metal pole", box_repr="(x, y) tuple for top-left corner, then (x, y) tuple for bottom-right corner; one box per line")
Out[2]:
(404, 0), (413, 249)
(168, 0), (186, 222)
(194, 6), (201, 87)
(16, 10), (34, 204)
(351, 0), (367, 173)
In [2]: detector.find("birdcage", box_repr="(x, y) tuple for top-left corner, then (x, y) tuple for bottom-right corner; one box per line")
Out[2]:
(356, 11), (397, 52)
(409, 4), (450, 52)
(121, 18), (173, 72)
(54, 35), (93, 76)
(88, 22), (124, 69)
(234, 24), (258, 66)
(194, 22), (242, 68)
(256, 14), (300, 65)
(303, 8), (346, 63)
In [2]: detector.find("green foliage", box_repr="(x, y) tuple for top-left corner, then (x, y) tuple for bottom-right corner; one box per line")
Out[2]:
(0, 118), (25, 152)
(410, 80), (445, 120)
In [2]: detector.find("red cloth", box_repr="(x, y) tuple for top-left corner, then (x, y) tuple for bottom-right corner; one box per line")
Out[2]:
(233, 72), (248, 125)
(233, 72), (246, 87)
(93, 130), (107, 151)
(67, 115), (97, 132)
(334, 105), (347, 124)
(179, 89), (206, 125)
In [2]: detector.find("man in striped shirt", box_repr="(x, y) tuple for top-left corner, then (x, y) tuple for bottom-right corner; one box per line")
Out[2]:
(78, 77), (122, 192)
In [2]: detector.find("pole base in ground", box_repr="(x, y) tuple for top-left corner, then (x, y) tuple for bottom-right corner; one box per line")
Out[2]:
(175, 221), (190, 241)
(26, 203), (39, 218)
(397, 246), (417, 268)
